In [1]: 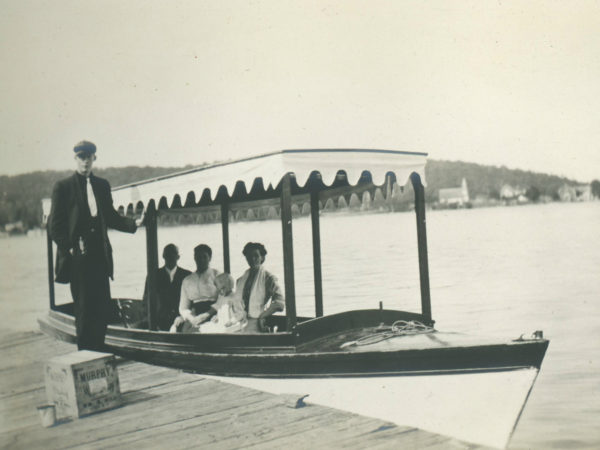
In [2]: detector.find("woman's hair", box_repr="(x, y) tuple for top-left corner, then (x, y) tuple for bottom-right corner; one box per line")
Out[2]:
(193, 244), (212, 258)
(242, 242), (267, 258)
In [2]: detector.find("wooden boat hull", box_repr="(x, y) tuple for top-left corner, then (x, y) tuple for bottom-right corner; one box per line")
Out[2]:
(39, 307), (548, 377)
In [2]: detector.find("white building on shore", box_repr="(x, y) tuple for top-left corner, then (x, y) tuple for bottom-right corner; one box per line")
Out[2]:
(439, 178), (469, 206)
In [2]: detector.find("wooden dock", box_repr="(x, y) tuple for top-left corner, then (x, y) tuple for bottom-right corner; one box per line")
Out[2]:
(0, 330), (487, 449)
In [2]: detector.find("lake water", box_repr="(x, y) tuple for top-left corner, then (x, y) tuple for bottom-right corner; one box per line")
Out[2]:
(1, 202), (598, 449)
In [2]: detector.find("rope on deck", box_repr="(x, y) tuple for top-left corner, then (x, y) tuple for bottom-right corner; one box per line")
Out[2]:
(340, 320), (436, 349)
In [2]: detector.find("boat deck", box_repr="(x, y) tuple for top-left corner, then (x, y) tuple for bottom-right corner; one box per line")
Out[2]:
(0, 329), (491, 449)
(301, 327), (512, 353)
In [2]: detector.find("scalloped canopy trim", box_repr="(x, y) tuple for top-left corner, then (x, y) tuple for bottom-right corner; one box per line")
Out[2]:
(107, 149), (427, 212)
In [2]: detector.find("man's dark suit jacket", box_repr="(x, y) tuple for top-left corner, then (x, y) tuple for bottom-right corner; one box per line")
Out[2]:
(49, 172), (137, 283)
(144, 266), (192, 330)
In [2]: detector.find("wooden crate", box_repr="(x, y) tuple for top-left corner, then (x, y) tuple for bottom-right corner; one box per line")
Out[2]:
(44, 350), (121, 419)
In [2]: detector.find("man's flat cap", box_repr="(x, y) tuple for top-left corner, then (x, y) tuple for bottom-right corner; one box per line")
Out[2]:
(73, 140), (96, 154)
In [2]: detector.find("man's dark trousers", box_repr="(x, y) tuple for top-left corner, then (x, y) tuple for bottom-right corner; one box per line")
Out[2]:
(70, 224), (111, 351)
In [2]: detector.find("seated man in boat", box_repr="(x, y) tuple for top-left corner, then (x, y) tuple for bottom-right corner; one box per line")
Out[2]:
(175, 244), (220, 332)
(235, 242), (284, 333)
(195, 273), (247, 333)
(143, 243), (191, 331)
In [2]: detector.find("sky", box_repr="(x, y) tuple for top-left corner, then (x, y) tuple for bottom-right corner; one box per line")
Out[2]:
(1, 0), (599, 181)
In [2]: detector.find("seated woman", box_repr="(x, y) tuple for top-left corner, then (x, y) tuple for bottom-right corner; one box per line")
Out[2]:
(196, 273), (247, 333)
(235, 242), (285, 333)
(174, 244), (219, 332)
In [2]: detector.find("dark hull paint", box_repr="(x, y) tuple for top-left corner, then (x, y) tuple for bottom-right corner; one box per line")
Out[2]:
(39, 308), (548, 378)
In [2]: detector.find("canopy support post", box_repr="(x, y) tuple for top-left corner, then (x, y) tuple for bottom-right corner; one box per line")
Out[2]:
(221, 203), (230, 274)
(145, 202), (159, 330)
(410, 173), (432, 322)
(310, 192), (323, 317)
(46, 226), (55, 310)
(280, 174), (297, 330)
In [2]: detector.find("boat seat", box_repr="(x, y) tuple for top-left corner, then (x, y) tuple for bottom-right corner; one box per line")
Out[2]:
(115, 298), (148, 329)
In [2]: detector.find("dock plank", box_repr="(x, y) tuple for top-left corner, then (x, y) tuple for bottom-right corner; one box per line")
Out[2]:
(0, 331), (490, 449)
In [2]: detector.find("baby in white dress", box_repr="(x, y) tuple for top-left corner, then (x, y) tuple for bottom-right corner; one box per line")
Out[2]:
(198, 273), (247, 333)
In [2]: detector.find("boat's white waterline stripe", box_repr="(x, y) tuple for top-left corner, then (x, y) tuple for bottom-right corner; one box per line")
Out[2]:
(205, 368), (539, 449)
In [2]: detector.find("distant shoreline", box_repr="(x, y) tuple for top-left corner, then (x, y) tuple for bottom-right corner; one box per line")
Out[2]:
(1, 159), (597, 233)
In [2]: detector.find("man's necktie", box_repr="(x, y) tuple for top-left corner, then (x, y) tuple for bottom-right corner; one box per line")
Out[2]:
(242, 268), (259, 312)
(86, 177), (98, 217)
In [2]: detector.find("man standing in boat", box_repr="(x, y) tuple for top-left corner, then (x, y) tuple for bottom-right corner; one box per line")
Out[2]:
(49, 140), (142, 351)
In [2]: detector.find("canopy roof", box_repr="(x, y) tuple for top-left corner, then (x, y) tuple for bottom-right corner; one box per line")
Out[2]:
(110, 149), (427, 212)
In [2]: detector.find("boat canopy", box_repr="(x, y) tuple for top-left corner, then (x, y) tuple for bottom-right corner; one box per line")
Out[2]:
(42, 148), (432, 330)
(110, 149), (427, 212)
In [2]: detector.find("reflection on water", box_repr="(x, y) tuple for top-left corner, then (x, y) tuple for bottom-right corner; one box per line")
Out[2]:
(1, 202), (599, 448)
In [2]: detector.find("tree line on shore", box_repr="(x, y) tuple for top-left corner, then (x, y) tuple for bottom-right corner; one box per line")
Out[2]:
(0, 160), (597, 231)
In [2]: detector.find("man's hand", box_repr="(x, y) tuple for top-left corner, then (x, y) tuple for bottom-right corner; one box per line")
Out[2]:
(258, 315), (268, 332)
(135, 210), (145, 227)
(169, 316), (185, 333)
